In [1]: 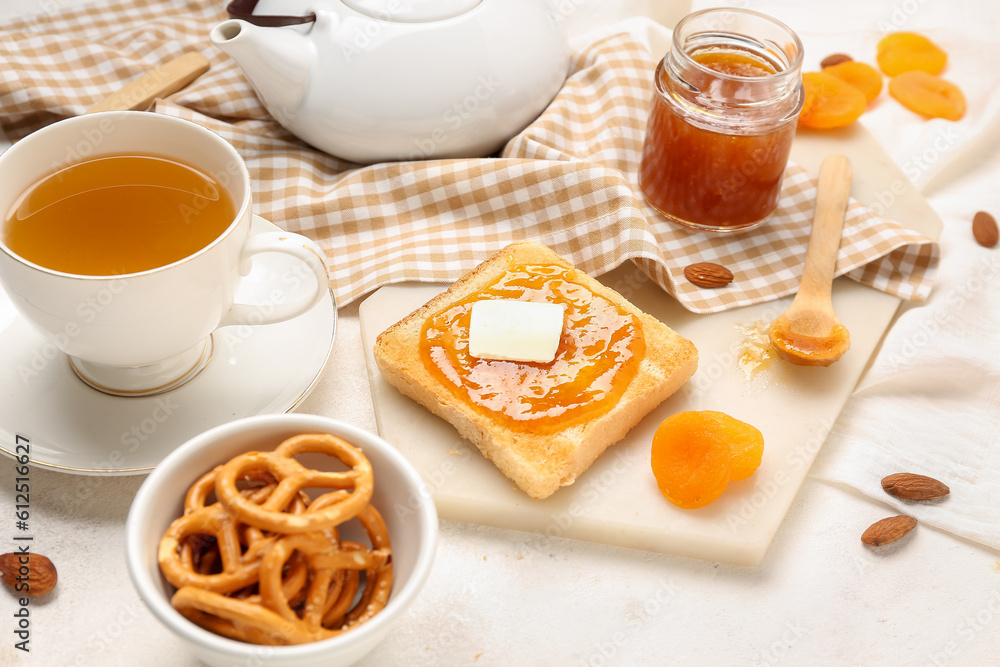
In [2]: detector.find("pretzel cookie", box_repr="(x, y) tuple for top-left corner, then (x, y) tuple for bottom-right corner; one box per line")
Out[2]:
(157, 433), (393, 646)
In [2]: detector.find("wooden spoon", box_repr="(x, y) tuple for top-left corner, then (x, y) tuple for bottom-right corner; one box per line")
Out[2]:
(768, 153), (852, 367)
(85, 51), (210, 113)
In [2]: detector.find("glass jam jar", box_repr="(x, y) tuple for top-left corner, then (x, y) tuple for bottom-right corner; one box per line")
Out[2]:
(639, 8), (804, 233)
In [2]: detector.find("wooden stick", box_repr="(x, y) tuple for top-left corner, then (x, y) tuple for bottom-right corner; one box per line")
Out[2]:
(86, 51), (210, 113)
(795, 153), (853, 307)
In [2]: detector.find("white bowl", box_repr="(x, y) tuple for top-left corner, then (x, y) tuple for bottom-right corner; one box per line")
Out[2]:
(125, 414), (438, 667)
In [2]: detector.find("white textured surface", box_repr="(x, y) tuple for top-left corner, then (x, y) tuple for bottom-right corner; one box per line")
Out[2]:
(0, 1), (999, 666)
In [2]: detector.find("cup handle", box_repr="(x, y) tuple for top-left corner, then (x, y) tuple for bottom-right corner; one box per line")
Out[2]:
(219, 231), (329, 328)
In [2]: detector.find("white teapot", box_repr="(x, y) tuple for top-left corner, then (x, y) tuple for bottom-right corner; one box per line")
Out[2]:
(210, 0), (570, 164)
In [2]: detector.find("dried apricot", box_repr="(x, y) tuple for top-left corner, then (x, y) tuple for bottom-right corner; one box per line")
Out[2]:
(889, 71), (966, 120)
(822, 61), (883, 103)
(876, 32), (947, 77)
(710, 412), (765, 481)
(650, 411), (764, 509)
(798, 71), (867, 129)
(651, 412), (731, 509)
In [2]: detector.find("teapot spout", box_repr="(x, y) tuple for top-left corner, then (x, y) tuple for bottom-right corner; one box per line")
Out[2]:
(210, 19), (313, 121)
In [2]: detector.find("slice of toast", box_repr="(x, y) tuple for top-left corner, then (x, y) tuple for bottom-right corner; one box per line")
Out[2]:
(373, 241), (698, 499)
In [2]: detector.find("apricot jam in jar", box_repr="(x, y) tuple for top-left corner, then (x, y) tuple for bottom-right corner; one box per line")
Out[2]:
(419, 263), (645, 435)
(639, 9), (804, 233)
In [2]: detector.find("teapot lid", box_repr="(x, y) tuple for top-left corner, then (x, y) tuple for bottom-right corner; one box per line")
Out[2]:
(342, 0), (482, 22)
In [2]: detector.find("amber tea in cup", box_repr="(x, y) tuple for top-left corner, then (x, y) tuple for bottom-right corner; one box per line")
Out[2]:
(0, 111), (329, 397)
(4, 153), (235, 276)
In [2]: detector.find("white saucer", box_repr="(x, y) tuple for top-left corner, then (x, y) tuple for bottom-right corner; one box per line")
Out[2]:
(0, 216), (336, 475)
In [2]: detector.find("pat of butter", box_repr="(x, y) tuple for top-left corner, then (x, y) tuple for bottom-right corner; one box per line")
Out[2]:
(468, 300), (565, 363)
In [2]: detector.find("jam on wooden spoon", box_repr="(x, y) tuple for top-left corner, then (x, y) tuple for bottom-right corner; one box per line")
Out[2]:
(768, 154), (852, 367)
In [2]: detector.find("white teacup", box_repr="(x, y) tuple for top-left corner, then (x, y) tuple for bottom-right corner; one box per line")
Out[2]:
(0, 111), (329, 397)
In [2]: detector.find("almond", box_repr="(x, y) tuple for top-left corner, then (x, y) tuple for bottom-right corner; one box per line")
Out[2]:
(861, 515), (917, 547)
(972, 211), (998, 248)
(0, 552), (58, 596)
(881, 472), (950, 500)
(821, 53), (854, 68)
(684, 262), (734, 288)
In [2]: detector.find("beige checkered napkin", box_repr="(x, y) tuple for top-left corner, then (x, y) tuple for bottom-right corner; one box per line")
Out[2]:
(0, 1), (938, 313)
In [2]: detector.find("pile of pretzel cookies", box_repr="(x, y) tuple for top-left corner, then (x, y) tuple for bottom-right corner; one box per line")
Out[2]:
(157, 433), (393, 645)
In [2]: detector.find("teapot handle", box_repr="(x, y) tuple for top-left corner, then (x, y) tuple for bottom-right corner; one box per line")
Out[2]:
(226, 0), (316, 27)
